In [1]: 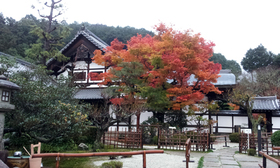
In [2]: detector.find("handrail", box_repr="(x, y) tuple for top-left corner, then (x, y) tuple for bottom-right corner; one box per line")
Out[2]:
(259, 151), (280, 168)
(272, 147), (280, 150)
(185, 138), (191, 168)
(32, 150), (164, 168)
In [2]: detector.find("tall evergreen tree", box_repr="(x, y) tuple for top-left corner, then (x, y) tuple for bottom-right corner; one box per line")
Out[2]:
(241, 44), (275, 73)
(210, 53), (241, 78)
(25, 0), (70, 65)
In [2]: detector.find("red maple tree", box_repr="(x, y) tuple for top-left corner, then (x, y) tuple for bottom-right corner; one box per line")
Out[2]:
(93, 23), (221, 111)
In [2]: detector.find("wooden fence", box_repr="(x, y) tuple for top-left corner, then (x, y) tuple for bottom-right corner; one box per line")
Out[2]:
(239, 132), (275, 155)
(158, 128), (209, 151)
(102, 128), (142, 149)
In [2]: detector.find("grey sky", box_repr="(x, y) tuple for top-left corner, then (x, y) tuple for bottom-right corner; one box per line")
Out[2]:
(1, 0), (280, 67)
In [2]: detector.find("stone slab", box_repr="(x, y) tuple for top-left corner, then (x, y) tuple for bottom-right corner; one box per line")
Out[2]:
(204, 157), (220, 162)
(203, 162), (221, 167)
(222, 165), (239, 168)
(220, 159), (239, 165)
(220, 156), (234, 160)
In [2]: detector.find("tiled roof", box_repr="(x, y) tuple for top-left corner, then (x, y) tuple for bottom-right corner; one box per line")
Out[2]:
(61, 28), (109, 53)
(252, 96), (280, 111)
(168, 69), (236, 86)
(0, 52), (33, 72)
(74, 88), (103, 99)
(46, 27), (109, 66)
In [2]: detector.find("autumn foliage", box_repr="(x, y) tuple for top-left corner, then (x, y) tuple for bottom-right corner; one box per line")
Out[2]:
(93, 23), (221, 110)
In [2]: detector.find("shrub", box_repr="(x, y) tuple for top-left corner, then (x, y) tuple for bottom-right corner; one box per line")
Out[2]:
(247, 148), (256, 156)
(101, 161), (123, 168)
(271, 131), (280, 146)
(152, 136), (158, 145)
(229, 133), (239, 143)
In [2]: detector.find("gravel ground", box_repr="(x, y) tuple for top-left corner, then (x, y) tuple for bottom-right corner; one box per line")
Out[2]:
(93, 152), (191, 168)
(93, 146), (206, 168)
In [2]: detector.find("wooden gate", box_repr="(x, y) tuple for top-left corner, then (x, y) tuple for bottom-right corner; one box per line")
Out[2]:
(102, 128), (142, 149)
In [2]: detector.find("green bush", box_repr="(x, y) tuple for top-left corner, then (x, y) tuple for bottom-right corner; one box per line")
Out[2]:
(101, 161), (123, 168)
(229, 133), (239, 143)
(271, 131), (280, 146)
(247, 148), (256, 156)
(152, 136), (158, 145)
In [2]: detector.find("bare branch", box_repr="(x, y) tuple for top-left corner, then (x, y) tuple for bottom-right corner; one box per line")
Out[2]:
(44, 2), (51, 7)
(37, 10), (49, 19)
(52, 11), (62, 19)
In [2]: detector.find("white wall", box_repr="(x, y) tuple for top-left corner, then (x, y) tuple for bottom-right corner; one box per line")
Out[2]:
(272, 117), (280, 131)
(217, 116), (232, 133)
(234, 116), (248, 128)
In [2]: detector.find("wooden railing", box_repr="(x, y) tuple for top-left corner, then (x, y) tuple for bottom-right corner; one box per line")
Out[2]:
(259, 151), (280, 168)
(185, 138), (191, 168)
(32, 150), (164, 168)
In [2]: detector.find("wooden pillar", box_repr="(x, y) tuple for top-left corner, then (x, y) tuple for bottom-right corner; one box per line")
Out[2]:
(232, 114), (234, 133)
(216, 115), (219, 133)
(137, 112), (140, 132)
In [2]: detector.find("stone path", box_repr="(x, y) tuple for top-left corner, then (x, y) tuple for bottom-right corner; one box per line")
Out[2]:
(203, 144), (279, 168)
(203, 147), (240, 168)
(93, 143), (278, 168)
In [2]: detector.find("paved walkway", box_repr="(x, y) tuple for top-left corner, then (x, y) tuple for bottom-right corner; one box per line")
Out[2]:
(93, 142), (278, 168)
(201, 142), (278, 168)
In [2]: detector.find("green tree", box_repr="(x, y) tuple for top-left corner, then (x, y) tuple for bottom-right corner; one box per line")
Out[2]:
(0, 54), (16, 76)
(0, 14), (17, 55)
(210, 53), (241, 78)
(25, 0), (70, 65)
(241, 44), (275, 73)
(5, 67), (88, 146)
(86, 62), (148, 144)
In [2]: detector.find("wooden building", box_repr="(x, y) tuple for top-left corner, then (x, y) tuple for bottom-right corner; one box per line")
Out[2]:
(46, 28), (280, 133)
(47, 27), (108, 101)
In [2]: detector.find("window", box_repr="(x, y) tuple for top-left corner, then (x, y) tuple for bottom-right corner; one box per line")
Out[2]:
(73, 72), (86, 81)
(2, 90), (9, 102)
(89, 71), (103, 81)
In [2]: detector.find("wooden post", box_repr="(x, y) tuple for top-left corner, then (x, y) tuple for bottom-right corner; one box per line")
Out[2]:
(158, 128), (161, 149)
(137, 113), (140, 132)
(143, 150), (146, 168)
(258, 125), (262, 157)
(263, 155), (266, 168)
(56, 154), (60, 168)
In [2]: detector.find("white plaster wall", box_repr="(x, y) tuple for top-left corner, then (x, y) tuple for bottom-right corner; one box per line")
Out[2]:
(139, 111), (153, 123)
(218, 128), (232, 133)
(272, 117), (280, 130)
(217, 116), (232, 133)
(89, 62), (104, 69)
(74, 61), (87, 69)
(234, 116), (248, 128)
(218, 116), (232, 126)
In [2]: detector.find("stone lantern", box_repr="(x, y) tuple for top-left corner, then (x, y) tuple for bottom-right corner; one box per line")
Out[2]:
(0, 75), (20, 150)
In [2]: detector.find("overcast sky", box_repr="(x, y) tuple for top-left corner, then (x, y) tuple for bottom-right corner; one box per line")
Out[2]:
(1, 0), (280, 67)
